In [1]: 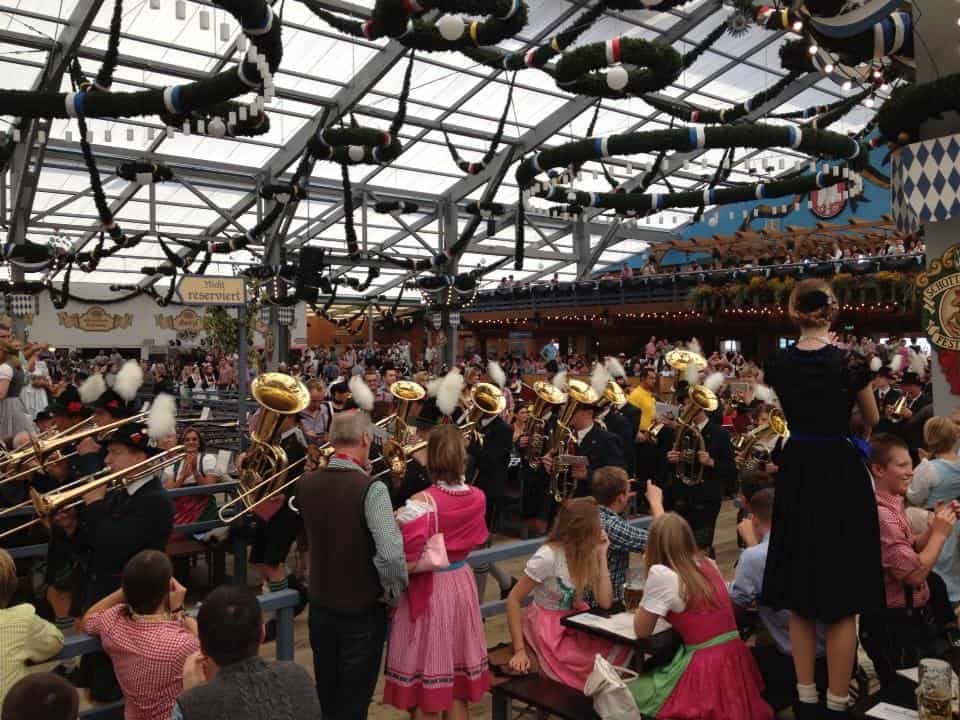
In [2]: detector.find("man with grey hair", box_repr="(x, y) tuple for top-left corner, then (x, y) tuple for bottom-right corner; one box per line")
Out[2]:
(297, 410), (407, 720)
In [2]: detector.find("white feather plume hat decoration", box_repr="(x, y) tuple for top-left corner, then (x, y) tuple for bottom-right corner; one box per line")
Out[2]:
(348, 375), (374, 412)
(114, 360), (144, 402)
(487, 360), (507, 389)
(146, 393), (177, 440)
(908, 349), (926, 377)
(889, 354), (903, 373)
(683, 362), (700, 387)
(552, 370), (569, 392)
(704, 372), (726, 393)
(426, 376), (442, 398)
(753, 384), (776, 404)
(79, 373), (106, 404)
(869, 356), (882, 373)
(436, 369), (465, 417)
(688, 338), (702, 357)
(590, 363), (611, 395)
(604, 356), (627, 379)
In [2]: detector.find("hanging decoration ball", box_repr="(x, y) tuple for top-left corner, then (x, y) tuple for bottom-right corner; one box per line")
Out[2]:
(207, 117), (227, 138)
(606, 65), (630, 91)
(437, 14), (465, 41)
(348, 145), (366, 163)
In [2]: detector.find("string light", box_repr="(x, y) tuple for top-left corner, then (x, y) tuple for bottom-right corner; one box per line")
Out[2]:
(824, 63), (835, 74)
(792, 20), (803, 32)
(808, 44), (819, 55)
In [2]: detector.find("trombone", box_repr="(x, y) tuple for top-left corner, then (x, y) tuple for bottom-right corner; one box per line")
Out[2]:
(0, 445), (185, 540)
(218, 443), (332, 522)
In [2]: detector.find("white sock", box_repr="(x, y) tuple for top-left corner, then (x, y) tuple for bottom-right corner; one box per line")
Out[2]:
(797, 683), (818, 704)
(826, 691), (849, 711)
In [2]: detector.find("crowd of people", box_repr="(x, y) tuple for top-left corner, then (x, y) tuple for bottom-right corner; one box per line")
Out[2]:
(0, 277), (954, 720)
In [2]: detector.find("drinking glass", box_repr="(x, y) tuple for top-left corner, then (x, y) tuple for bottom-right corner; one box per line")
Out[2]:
(918, 658), (953, 720)
(623, 566), (645, 612)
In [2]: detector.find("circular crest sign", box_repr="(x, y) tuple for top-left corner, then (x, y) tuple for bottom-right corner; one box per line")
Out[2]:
(810, 181), (847, 220)
(917, 243), (960, 350)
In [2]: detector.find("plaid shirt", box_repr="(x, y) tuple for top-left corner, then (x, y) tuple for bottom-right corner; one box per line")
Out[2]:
(876, 490), (930, 609)
(599, 505), (649, 603)
(84, 604), (199, 720)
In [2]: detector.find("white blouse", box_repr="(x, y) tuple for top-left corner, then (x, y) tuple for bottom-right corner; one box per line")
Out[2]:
(641, 560), (721, 617)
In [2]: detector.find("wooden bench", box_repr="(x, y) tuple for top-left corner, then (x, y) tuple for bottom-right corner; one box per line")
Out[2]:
(491, 674), (599, 720)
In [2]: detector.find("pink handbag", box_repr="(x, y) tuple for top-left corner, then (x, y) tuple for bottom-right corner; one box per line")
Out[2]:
(412, 493), (449, 573)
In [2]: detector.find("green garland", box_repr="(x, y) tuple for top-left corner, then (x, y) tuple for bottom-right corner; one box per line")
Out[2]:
(532, 168), (854, 214)
(642, 71), (801, 124)
(516, 124), (869, 189)
(876, 74), (960, 144)
(554, 37), (682, 98)
(302, 0), (528, 52)
(308, 126), (403, 165)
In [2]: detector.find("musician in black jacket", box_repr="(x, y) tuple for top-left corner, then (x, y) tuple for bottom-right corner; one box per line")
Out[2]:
(543, 401), (626, 498)
(467, 410), (513, 531)
(80, 421), (174, 700)
(660, 404), (735, 556)
(598, 404), (635, 479)
(890, 372), (933, 464)
(873, 368), (903, 435)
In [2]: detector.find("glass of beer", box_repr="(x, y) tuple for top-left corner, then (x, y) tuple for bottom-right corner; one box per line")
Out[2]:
(623, 567), (645, 612)
(918, 658), (953, 720)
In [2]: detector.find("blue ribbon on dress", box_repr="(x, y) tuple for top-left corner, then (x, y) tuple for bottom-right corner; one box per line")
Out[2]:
(436, 560), (466, 573)
(788, 433), (872, 462)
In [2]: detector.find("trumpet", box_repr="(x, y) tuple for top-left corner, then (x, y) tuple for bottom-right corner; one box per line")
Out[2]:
(219, 443), (332, 522)
(0, 445), (185, 540)
(379, 381), (426, 483)
(0, 412), (148, 477)
(736, 408), (789, 472)
(523, 381), (567, 470)
(459, 383), (506, 446)
(672, 385), (719, 486)
(545, 379), (598, 503)
(890, 394), (908, 421)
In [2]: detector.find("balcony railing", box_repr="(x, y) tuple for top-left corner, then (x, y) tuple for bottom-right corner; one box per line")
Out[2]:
(468, 253), (925, 313)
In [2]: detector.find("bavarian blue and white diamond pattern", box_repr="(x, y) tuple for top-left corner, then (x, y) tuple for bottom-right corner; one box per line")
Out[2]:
(892, 133), (960, 233)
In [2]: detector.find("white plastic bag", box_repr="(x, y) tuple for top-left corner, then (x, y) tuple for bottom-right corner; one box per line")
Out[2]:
(583, 653), (643, 720)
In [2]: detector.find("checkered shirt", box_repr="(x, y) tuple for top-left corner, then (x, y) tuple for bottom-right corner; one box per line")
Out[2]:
(599, 505), (649, 603)
(875, 490), (930, 609)
(84, 604), (200, 720)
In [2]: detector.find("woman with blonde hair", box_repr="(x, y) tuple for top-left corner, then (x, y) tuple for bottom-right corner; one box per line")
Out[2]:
(383, 424), (490, 719)
(907, 416), (960, 603)
(627, 513), (770, 718)
(761, 278), (881, 719)
(0, 548), (64, 706)
(506, 497), (631, 690)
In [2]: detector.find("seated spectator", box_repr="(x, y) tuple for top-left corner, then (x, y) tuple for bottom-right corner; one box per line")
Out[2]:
(729, 489), (827, 709)
(859, 434), (957, 685)
(81, 550), (200, 720)
(0, 548), (64, 707)
(591, 467), (664, 603)
(735, 470), (775, 549)
(628, 513), (771, 719)
(907, 417), (960, 605)
(1, 673), (77, 720)
(174, 585), (320, 720)
(161, 427), (225, 535)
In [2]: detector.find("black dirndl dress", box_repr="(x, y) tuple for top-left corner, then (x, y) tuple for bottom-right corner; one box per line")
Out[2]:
(761, 344), (885, 623)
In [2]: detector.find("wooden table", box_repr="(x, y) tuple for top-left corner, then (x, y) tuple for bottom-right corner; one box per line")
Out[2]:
(852, 650), (960, 718)
(561, 605), (681, 672)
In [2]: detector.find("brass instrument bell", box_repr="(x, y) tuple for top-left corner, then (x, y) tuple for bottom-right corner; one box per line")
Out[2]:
(546, 379), (599, 502)
(672, 383), (719, 486)
(460, 383), (506, 445)
(524, 381), (567, 469)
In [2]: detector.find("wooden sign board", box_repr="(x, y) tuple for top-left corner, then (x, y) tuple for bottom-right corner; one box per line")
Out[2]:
(175, 276), (246, 306)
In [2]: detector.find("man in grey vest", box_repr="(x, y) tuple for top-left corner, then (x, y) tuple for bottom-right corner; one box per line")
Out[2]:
(298, 410), (408, 720)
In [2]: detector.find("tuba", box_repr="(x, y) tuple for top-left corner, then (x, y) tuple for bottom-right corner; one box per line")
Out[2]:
(736, 408), (789, 472)
(0, 446), (185, 540)
(523, 381), (567, 469)
(672, 384), (719, 486)
(459, 383), (506, 446)
(545, 379), (599, 502)
(231, 373), (310, 517)
(380, 380), (427, 482)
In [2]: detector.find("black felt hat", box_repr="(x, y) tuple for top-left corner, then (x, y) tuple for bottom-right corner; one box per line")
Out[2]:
(48, 386), (90, 419)
(105, 422), (158, 456)
(93, 389), (135, 419)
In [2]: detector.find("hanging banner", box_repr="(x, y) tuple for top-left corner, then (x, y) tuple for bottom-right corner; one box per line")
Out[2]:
(917, 243), (960, 350)
(57, 307), (134, 332)
(155, 308), (204, 332)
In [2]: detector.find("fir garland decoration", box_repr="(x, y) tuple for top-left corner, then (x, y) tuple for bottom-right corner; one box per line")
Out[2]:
(116, 161), (174, 183)
(444, 73), (515, 174)
(160, 101), (271, 138)
(641, 71), (801, 124)
(516, 124), (870, 189)
(301, 0), (528, 52)
(554, 37), (682, 98)
(70, 0), (123, 92)
(773, 88), (870, 124)
(374, 200), (420, 213)
(0, 0), (280, 121)
(876, 75), (960, 144)
(534, 166), (855, 214)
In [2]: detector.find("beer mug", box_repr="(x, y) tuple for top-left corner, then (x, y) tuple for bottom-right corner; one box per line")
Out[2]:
(623, 566), (645, 612)
(918, 658), (953, 720)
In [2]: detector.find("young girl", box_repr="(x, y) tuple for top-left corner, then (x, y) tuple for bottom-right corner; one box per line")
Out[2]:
(629, 513), (771, 719)
(506, 497), (631, 690)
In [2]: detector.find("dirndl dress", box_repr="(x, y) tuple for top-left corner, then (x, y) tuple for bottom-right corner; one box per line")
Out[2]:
(0, 364), (35, 438)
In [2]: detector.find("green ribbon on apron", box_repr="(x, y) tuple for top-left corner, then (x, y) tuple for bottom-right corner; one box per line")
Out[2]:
(628, 630), (740, 715)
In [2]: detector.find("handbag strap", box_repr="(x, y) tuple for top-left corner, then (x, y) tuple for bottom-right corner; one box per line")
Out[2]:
(424, 490), (440, 535)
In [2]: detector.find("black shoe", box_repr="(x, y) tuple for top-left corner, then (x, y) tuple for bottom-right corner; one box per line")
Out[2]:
(52, 663), (84, 687)
(792, 701), (819, 720)
(263, 618), (277, 644)
(500, 577), (518, 601)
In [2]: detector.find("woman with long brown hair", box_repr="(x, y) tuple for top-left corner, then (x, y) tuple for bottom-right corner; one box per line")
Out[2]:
(761, 278), (881, 719)
(628, 513), (770, 718)
(383, 424), (490, 720)
(505, 497), (630, 690)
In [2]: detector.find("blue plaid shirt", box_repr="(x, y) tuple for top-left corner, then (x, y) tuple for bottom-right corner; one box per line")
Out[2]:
(599, 505), (649, 603)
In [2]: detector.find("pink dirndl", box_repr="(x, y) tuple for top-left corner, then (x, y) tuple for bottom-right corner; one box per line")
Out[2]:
(523, 601), (632, 691)
(383, 484), (491, 712)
